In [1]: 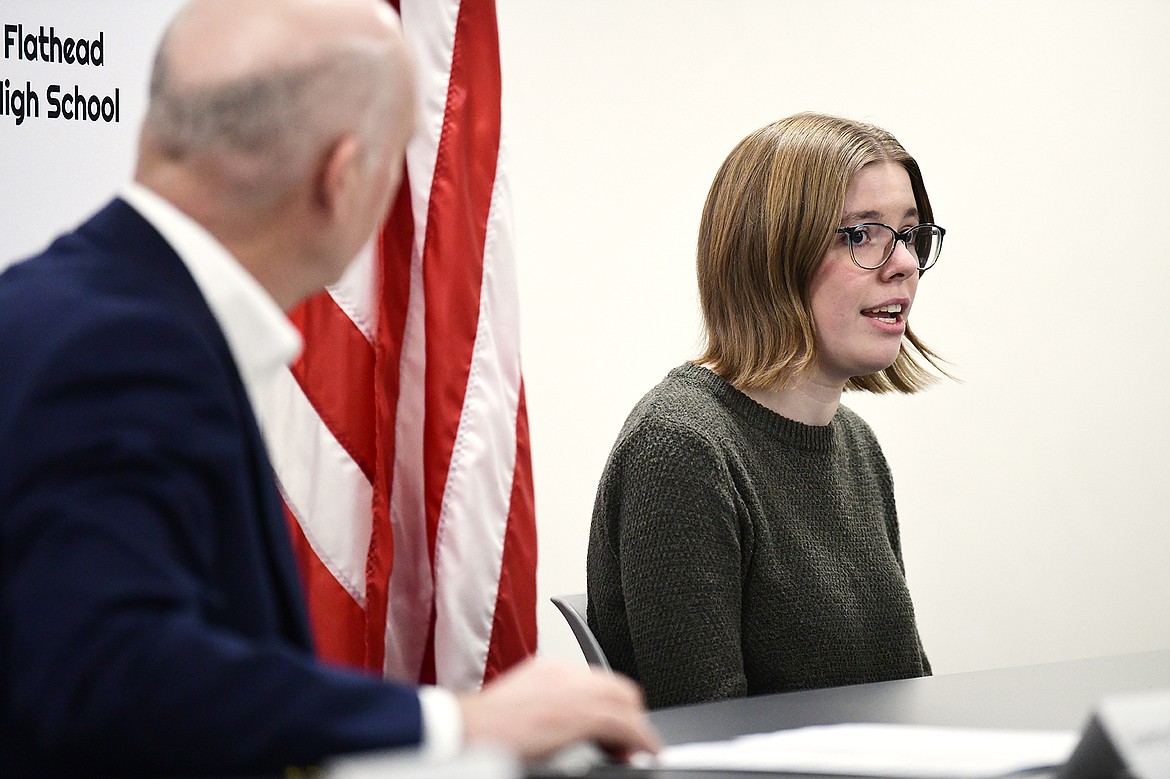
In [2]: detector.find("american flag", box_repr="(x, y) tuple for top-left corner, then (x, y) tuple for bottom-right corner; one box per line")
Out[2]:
(259, 0), (537, 690)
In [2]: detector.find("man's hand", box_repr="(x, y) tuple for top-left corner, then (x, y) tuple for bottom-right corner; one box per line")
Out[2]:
(458, 657), (661, 762)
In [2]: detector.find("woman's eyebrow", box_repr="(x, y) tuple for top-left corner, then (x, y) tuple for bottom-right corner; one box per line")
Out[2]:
(841, 209), (883, 224)
(840, 207), (920, 225)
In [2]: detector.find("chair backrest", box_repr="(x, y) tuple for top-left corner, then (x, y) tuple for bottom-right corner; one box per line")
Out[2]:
(550, 593), (611, 671)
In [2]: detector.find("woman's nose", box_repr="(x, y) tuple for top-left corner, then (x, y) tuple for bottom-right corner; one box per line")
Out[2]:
(881, 238), (919, 279)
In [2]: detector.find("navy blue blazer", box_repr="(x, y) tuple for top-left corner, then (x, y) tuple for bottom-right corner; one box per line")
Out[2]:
(0, 200), (422, 776)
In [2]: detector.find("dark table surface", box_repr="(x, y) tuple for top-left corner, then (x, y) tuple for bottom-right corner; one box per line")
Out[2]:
(651, 648), (1170, 744)
(532, 649), (1170, 778)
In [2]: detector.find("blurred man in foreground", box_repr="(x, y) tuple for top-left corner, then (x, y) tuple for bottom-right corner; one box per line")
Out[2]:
(0, 0), (658, 775)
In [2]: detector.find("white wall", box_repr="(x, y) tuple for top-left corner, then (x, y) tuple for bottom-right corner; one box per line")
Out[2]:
(3, 0), (1168, 681)
(497, 0), (1170, 674)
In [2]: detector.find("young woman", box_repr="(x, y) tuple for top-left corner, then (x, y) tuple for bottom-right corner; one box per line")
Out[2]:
(586, 113), (946, 709)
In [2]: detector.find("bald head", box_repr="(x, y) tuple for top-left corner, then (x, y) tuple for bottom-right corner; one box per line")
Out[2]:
(139, 0), (414, 207)
(135, 0), (417, 309)
(160, 0), (403, 92)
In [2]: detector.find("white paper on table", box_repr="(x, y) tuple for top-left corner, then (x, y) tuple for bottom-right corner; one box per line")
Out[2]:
(645, 723), (1079, 778)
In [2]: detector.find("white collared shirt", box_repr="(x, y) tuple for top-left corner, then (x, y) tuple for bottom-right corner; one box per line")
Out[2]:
(120, 182), (301, 415)
(118, 183), (462, 759)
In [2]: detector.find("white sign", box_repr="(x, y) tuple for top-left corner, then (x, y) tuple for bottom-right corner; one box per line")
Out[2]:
(0, 0), (183, 271)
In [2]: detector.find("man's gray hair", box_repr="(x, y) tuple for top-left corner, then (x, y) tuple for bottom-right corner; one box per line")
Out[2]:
(144, 40), (401, 206)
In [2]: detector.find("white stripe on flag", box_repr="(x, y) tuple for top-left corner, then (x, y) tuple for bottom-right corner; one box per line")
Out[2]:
(399, 0), (456, 250)
(262, 368), (373, 607)
(432, 146), (523, 690)
(378, 0), (462, 683)
(327, 242), (378, 344)
(384, 234), (433, 681)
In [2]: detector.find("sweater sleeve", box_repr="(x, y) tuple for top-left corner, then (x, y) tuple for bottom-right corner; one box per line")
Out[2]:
(593, 418), (753, 709)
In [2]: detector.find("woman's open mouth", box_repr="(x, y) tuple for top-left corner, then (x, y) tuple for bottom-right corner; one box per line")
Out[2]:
(861, 303), (903, 324)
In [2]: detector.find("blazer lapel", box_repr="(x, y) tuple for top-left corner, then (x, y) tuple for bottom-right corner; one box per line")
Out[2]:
(82, 199), (314, 648)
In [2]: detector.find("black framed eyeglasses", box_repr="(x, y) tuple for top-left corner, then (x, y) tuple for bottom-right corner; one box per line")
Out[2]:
(835, 222), (946, 272)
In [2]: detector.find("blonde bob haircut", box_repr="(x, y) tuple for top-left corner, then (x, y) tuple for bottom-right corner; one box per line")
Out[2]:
(696, 112), (944, 394)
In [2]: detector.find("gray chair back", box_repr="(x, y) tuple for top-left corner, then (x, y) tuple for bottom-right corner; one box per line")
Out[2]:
(550, 593), (611, 671)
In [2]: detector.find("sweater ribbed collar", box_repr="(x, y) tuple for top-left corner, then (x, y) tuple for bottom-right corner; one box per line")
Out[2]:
(672, 362), (841, 452)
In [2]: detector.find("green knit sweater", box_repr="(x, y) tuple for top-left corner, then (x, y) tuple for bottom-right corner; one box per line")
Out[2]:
(586, 363), (929, 710)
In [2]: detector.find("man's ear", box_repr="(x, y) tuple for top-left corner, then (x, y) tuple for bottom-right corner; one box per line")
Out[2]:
(317, 134), (364, 219)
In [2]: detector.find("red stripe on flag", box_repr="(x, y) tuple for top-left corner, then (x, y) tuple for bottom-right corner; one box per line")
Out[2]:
(421, 0), (502, 555)
(283, 505), (368, 666)
(366, 162), (416, 672)
(482, 380), (538, 682)
(287, 299), (376, 482)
